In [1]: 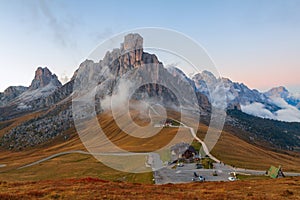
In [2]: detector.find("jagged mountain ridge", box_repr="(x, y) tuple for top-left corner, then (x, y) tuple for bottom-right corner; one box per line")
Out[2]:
(192, 71), (300, 122)
(0, 33), (299, 151)
(0, 33), (209, 150)
(2, 35), (298, 123)
(193, 71), (272, 109)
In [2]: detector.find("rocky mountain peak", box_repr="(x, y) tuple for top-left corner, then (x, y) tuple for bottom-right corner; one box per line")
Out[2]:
(122, 33), (143, 52)
(265, 86), (289, 98)
(271, 86), (288, 93)
(193, 71), (217, 82)
(100, 33), (160, 77)
(120, 33), (144, 69)
(29, 67), (62, 90)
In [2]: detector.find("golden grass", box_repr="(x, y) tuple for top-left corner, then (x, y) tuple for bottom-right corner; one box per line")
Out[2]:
(209, 131), (300, 172)
(0, 108), (299, 186)
(0, 153), (152, 184)
(0, 177), (299, 200)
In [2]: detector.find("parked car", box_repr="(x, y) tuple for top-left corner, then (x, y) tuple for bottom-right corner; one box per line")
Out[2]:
(192, 172), (205, 182)
(228, 177), (237, 181)
(212, 170), (218, 176)
(177, 162), (184, 167)
(195, 163), (202, 169)
(192, 175), (205, 182)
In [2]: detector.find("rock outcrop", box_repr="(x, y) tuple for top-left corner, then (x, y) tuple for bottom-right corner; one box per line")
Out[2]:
(29, 67), (62, 90)
(75, 33), (203, 111)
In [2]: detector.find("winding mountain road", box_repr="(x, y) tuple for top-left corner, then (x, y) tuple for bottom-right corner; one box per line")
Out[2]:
(148, 105), (220, 162)
(148, 105), (300, 183)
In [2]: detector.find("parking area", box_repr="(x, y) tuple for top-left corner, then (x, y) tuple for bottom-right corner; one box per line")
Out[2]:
(154, 163), (233, 184)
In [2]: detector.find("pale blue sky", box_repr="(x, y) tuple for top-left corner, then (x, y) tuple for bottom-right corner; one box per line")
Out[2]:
(0, 0), (299, 93)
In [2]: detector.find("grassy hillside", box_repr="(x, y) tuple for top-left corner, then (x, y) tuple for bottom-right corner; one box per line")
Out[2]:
(0, 153), (153, 184)
(210, 131), (300, 172)
(0, 108), (299, 184)
(228, 109), (300, 150)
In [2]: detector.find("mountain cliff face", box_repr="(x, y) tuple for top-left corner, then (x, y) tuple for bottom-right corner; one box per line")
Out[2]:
(0, 33), (210, 150)
(0, 33), (299, 151)
(74, 33), (209, 113)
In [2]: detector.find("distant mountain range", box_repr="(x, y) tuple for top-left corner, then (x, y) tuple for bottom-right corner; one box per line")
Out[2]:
(192, 71), (300, 122)
(1, 65), (299, 123)
(2, 69), (299, 121)
(0, 33), (299, 151)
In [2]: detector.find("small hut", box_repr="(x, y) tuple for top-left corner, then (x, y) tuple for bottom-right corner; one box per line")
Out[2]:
(267, 165), (285, 178)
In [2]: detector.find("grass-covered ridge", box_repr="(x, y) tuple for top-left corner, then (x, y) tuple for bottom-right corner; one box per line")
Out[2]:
(228, 109), (300, 150)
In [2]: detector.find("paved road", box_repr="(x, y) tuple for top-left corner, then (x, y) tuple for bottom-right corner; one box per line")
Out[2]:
(149, 105), (220, 163)
(18, 150), (153, 169)
(13, 147), (300, 185)
(16, 149), (300, 185)
(232, 167), (300, 177)
(154, 162), (300, 184)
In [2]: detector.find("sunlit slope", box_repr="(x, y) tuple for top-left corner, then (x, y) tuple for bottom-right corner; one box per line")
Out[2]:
(0, 107), (300, 182)
(211, 130), (300, 172)
(0, 153), (153, 183)
(195, 125), (300, 172)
